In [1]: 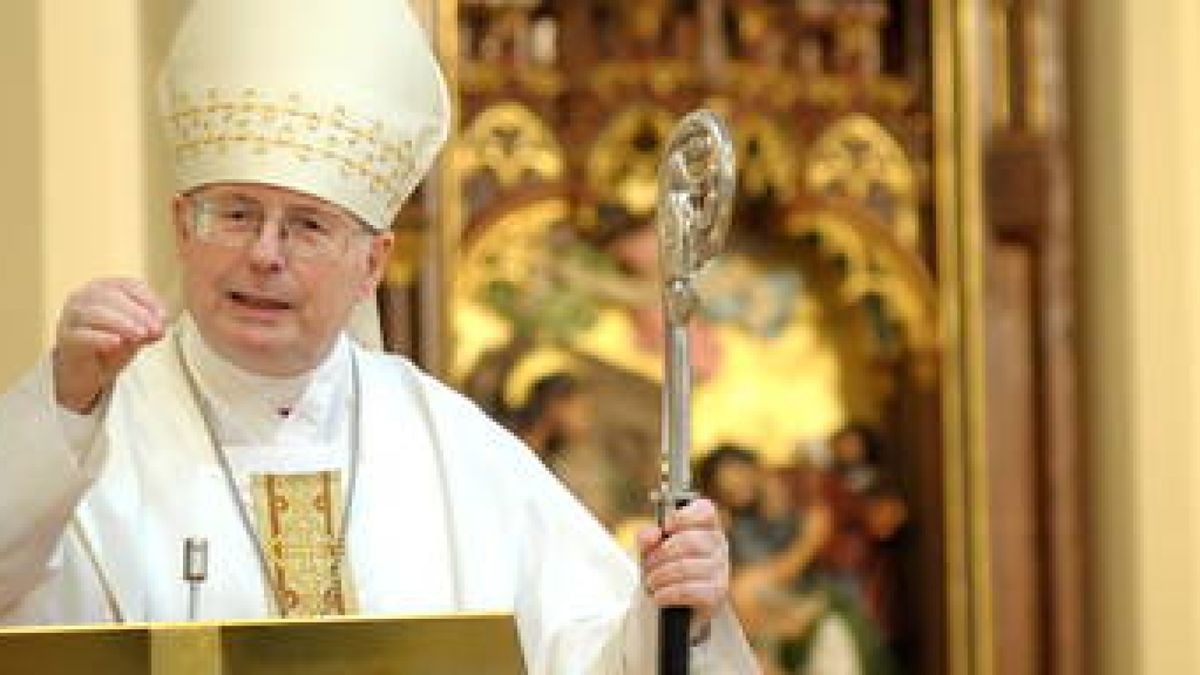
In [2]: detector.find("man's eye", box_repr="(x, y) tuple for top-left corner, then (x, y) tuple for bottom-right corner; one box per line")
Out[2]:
(220, 208), (253, 221)
(292, 217), (332, 236)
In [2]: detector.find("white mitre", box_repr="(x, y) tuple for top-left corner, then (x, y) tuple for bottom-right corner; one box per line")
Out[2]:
(158, 0), (450, 232)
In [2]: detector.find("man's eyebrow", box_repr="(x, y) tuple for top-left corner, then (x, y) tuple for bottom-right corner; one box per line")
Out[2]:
(200, 190), (341, 218)
(287, 203), (338, 216)
(202, 189), (259, 203)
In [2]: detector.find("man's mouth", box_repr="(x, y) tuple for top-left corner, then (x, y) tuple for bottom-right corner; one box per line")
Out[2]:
(228, 290), (293, 311)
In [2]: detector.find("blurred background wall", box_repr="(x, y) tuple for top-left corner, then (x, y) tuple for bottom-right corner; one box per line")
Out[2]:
(0, 0), (185, 384)
(1075, 0), (1200, 672)
(0, 0), (43, 386)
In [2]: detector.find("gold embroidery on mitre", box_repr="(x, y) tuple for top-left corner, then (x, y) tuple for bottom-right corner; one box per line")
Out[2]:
(251, 471), (358, 617)
(166, 89), (434, 200)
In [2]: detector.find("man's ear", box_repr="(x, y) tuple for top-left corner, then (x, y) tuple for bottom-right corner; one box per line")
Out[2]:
(172, 193), (191, 257)
(359, 231), (394, 300)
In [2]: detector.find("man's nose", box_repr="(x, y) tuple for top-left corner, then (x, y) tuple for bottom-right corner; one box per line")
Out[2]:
(246, 221), (287, 271)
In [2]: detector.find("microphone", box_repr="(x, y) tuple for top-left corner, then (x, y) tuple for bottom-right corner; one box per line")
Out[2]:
(183, 537), (209, 621)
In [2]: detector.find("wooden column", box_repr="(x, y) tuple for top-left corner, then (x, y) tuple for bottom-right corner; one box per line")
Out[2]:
(981, 0), (1086, 672)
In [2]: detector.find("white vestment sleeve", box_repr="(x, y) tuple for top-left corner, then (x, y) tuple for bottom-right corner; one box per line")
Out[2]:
(614, 581), (761, 673)
(0, 355), (111, 613)
(501, 432), (758, 674)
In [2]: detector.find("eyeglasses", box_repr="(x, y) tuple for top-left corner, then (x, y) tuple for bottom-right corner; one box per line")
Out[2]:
(187, 192), (373, 260)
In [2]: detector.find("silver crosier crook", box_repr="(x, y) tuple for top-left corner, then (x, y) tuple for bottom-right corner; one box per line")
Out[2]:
(653, 109), (736, 675)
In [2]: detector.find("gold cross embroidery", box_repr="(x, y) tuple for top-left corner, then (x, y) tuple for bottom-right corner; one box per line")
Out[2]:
(251, 471), (358, 617)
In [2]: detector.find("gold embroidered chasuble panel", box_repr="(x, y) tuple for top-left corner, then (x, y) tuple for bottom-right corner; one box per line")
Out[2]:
(251, 470), (357, 617)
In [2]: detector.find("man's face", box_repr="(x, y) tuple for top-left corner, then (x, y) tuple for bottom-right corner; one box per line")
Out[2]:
(713, 459), (761, 511)
(832, 431), (867, 466)
(174, 183), (393, 376)
(540, 385), (590, 436)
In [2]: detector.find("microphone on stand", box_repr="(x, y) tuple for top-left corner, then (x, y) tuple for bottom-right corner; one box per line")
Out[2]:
(183, 537), (209, 621)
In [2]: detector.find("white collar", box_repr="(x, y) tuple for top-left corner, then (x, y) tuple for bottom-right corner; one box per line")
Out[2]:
(177, 313), (352, 444)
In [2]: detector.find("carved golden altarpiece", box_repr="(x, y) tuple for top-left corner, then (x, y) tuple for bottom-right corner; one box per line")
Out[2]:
(380, 1), (1085, 674)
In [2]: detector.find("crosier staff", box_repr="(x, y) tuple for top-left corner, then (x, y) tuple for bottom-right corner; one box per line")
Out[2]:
(653, 110), (736, 675)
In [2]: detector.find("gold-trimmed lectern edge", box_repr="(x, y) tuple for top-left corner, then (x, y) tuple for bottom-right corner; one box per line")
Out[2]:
(0, 611), (524, 675)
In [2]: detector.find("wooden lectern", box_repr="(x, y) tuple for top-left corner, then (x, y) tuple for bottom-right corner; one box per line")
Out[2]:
(0, 613), (524, 675)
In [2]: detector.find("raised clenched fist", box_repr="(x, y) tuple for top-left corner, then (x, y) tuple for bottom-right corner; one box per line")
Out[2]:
(53, 278), (168, 414)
